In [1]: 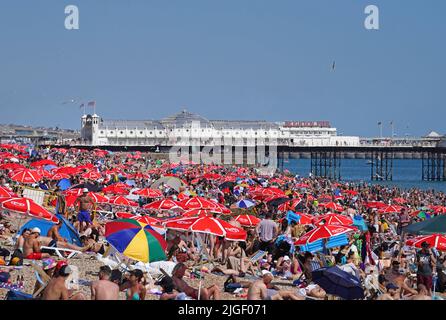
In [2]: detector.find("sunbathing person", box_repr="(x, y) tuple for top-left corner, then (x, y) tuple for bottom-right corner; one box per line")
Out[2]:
(41, 265), (85, 300)
(80, 235), (106, 254)
(247, 270), (303, 300)
(296, 283), (327, 299)
(47, 220), (88, 252)
(156, 276), (180, 300)
(172, 262), (220, 300)
(90, 266), (119, 300)
(23, 228), (51, 260)
(410, 284), (432, 300)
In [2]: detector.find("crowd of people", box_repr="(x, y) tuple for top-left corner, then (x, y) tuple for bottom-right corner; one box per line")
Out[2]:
(0, 144), (446, 300)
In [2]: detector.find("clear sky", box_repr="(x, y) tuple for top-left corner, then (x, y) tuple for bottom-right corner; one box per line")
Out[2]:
(0, 0), (445, 137)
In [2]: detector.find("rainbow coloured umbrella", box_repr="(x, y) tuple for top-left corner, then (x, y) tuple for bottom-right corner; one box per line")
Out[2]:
(105, 219), (167, 263)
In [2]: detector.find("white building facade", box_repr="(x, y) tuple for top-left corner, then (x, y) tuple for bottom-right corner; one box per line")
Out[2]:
(80, 110), (360, 147)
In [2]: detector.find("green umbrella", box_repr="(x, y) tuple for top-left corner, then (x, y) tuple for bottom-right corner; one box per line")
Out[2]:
(403, 215), (446, 235)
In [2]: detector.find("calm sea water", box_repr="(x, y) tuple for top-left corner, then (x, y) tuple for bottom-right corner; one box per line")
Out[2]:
(282, 159), (446, 193)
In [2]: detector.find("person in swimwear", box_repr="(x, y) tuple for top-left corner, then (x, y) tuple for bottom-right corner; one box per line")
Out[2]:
(23, 227), (51, 260)
(73, 188), (96, 233)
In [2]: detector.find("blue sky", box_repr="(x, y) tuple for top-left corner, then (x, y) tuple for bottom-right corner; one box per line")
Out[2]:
(0, 0), (445, 137)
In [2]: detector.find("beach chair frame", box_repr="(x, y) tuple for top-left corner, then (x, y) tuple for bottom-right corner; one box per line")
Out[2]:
(40, 246), (81, 259)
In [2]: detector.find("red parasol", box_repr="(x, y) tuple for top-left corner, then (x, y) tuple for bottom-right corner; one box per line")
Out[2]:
(30, 159), (57, 168)
(294, 224), (357, 245)
(133, 188), (163, 198)
(143, 199), (183, 210)
(406, 234), (446, 251)
(234, 214), (261, 227)
(0, 197), (59, 223)
(319, 202), (344, 212)
(8, 169), (42, 184)
(314, 213), (353, 226)
(109, 196), (138, 207)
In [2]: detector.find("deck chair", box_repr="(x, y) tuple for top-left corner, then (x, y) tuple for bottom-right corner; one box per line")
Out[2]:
(249, 250), (267, 265)
(99, 245), (132, 273)
(31, 261), (51, 298)
(40, 246), (81, 259)
(96, 210), (115, 221)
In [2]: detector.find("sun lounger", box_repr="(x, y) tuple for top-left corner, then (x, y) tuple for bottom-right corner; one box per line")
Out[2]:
(249, 250), (267, 264)
(96, 210), (115, 221)
(40, 246), (81, 259)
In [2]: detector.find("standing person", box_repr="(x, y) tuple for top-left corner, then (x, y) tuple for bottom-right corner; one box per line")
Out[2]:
(416, 241), (436, 296)
(256, 212), (278, 254)
(398, 208), (410, 235)
(55, 187), (67, 218)
(90, 266), (120, 300)
(73, 188), (96, 233)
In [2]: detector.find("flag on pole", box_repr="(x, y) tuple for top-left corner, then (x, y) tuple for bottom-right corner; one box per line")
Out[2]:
(377, 121), (382, 125)
(88, 101), (96, 107)
(79, 103), (84, 109)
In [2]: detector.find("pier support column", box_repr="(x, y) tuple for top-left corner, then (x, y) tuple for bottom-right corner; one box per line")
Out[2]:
(422, 152), (445, 181)
(370, 149), (394, 181)
(310, 150), (341, 180)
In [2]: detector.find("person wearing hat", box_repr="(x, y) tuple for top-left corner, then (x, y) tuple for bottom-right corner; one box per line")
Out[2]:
(73, 188), (96, 233)
(22, 227), (51, 260)
(41, 265), (84, 300)
(90, 266), (119, 300)
(33, 258), (57, 296)
(416, 241), (436, 296)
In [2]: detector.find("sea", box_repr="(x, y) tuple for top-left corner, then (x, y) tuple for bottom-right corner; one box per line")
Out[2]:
(282, 159), (446, 193)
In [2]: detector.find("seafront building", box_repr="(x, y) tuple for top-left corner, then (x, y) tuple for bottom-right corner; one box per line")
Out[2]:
(81, 110), (360, 147)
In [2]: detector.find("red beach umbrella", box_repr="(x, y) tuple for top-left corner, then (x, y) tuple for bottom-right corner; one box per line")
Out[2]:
(81, 171), (102, 180)
(0, 197), (59, 223)
(143, 199), (183, 210)
(88, 192), (109, 203)
(109, 196), (138, 207)
(319, 202), (344, 212)
(178, 197), (220, 210)
(8, 169), (42, 184)
(406, 234), (446, 251)
(133, 188), (163, 198)
(294, 224), (357, 246)
(314, 213), (353, 226)
(30, 159), (57, 168)
(0, 186), (17, 198)
(234, 214), (261, 227)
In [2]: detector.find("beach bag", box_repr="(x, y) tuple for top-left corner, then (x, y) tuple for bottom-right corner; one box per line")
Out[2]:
(224, 276), (242, 293)
(8, 249), (23, 266)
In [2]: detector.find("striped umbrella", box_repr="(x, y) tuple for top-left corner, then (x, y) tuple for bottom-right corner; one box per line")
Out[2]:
(105, 219), (167, 263)
(234, 199), (256, 209)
